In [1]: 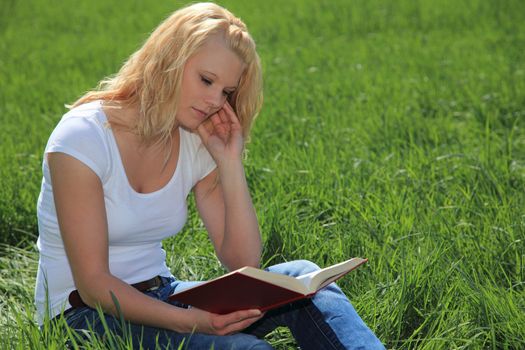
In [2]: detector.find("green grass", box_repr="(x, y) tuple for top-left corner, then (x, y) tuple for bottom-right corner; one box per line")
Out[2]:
(1, 0), (524, 348)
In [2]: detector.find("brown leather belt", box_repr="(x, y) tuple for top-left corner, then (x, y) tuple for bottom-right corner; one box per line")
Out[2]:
(68, 276), (164, 309)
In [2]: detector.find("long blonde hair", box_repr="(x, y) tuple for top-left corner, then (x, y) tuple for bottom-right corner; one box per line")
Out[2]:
(71, 2), (263, 147)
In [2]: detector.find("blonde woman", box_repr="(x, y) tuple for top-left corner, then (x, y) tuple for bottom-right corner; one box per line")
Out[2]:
(35, 2), (384, 349)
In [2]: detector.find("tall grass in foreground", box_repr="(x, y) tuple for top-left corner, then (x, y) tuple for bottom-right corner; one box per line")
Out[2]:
(1, 0), (524, 348)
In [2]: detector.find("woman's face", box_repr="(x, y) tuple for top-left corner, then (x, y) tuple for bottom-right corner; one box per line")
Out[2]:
(176, 37), (245, 131)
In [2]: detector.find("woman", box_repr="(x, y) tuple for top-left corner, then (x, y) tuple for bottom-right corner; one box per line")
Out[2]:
(35, 2), (384, 349)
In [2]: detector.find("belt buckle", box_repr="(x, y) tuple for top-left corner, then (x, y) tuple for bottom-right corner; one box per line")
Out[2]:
(147, 276), (162, 291)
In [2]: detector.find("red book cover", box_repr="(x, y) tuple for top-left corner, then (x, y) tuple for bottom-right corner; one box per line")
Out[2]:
(169, 272), (307, 314)
(168, 258), (368, 314)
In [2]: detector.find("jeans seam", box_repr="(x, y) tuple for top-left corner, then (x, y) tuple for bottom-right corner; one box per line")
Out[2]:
(303, 302), (346, 350)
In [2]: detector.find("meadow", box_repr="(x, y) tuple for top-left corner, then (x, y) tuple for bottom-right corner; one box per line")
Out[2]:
(1, 0), (524, 348)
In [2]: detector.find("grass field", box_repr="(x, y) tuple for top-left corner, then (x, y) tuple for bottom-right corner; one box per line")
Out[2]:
(1, 0), (524, 348)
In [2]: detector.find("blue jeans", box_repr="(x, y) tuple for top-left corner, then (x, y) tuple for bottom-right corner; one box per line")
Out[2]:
(64, 260), (385, 349)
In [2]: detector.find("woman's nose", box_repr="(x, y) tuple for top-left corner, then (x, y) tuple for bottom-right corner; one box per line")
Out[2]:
(204, 89), (224, 110)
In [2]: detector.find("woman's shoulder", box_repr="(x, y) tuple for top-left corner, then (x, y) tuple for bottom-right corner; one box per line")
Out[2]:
(60, 100), (107, 126)
(49, 101), (111, 144)
(178, 127), (214, 161)
(178, 127), (216, 184)
(45, 100), (112, 180)
(179, 127), (203, 152)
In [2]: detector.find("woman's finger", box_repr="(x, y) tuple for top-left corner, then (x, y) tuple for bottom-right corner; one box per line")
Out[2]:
(223, 102), (241, 127)
(210, 112), (222, 127)
(218, 309), (260, 327)
(214, 310), (263, 335)
(213, 109), (230, 135)
(220, 317), (263, 336)
(217, 108), (229, 125)
(196, 121), (211, 142)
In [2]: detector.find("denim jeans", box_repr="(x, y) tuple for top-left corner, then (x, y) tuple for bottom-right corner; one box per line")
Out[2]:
(64, 260), (385, 349)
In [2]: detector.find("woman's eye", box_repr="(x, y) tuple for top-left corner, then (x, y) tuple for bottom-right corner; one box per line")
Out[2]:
(201, 76), (212, 85)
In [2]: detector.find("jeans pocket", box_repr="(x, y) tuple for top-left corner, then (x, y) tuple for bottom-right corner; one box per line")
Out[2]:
(65, 307), (95, 329)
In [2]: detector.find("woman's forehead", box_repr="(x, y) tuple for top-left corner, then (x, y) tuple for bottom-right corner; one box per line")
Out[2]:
(187, 38), (245, 87)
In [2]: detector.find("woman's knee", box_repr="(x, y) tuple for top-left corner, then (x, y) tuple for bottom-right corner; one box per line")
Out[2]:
(267, 259), (320, 277)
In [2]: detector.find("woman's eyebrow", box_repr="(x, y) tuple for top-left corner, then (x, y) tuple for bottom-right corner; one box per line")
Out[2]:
(202, 70), (238, 89)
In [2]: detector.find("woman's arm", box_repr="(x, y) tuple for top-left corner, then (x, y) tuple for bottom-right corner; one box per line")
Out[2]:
(195, 102), (262, 271)
(48, 152), (261, 334)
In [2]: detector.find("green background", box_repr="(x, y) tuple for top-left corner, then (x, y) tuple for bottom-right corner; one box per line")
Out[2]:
(1, 0), (524, 348)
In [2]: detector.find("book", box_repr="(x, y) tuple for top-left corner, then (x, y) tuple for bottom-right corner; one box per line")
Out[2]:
(168, 257), (368, 314)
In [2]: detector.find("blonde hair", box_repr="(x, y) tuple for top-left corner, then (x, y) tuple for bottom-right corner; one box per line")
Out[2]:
(71, 2), (263, 146)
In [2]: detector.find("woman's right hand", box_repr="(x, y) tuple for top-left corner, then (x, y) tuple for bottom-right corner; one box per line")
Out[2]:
(185, 307), (264, 335)
(196, 101), (244, 166)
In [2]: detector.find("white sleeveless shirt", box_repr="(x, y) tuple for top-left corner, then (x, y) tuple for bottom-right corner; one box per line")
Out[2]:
(34, 101), (216, 324)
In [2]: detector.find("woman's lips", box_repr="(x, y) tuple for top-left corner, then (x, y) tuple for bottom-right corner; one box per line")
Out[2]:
(192, 107), (207, 119)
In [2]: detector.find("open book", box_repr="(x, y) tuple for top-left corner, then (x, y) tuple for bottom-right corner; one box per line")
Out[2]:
(169, 257), (367, 314)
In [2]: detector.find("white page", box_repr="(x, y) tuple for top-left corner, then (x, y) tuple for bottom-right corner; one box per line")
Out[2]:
(295, 258), (366, 292)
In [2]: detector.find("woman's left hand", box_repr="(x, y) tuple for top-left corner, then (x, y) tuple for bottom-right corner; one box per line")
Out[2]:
(197, 101), (244, 165)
